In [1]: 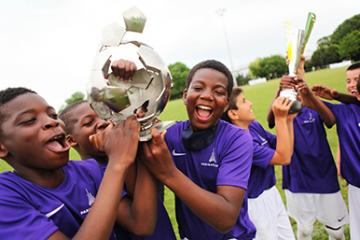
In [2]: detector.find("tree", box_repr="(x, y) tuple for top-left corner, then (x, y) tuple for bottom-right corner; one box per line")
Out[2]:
(311, 44), (341, 68)
(59, 91), (85, 112)
(168, 62), (189, 99)
(236, 74), (251, 86)
(249, 55), (287, 79)
(331, 14), (360, 44)
(338, 30), (360, 61)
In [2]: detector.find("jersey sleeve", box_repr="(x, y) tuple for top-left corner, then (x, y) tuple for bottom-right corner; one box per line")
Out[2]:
(216, 129), (253, 190)
(0, 185), (58, 239)
(252, 142), (275, 168)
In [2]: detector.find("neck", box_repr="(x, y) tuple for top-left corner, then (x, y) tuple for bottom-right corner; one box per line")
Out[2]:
(233, 120), (250, 130)
(12, 164), (65, 188)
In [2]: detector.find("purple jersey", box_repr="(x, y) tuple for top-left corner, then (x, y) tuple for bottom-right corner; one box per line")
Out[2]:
(282, 107), (339, 193)
(0, 159), (119, 240)
(165, 120), (255, 240)
(323, 102), (360, 188)
(248, 121), (276, 199)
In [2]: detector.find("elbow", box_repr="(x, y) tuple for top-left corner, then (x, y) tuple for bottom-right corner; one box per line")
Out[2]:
(213, 215), (238, 233)
(131, 222), (156, 237)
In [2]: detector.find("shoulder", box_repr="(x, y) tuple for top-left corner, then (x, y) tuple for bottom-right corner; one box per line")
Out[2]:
(165, 120), (189, 143)
(66, 159), (103, 182)
(216, 120), (253, 152)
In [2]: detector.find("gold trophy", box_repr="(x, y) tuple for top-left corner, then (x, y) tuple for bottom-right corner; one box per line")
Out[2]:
(280, 12), (316, 113)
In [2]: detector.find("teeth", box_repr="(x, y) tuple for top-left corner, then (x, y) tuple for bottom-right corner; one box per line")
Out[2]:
(197, 105), (212, 111)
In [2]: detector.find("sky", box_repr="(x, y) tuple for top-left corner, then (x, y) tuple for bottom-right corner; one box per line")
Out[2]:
(1, 0), (359, 110)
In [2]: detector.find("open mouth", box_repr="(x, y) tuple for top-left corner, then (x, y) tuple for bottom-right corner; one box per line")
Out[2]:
(195, 105), (213, 121)
(45, 133), (70, 153)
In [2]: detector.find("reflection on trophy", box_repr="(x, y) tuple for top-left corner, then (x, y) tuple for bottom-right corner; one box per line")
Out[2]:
(280, 12), (316, 114)
(87, 7), (173, 141)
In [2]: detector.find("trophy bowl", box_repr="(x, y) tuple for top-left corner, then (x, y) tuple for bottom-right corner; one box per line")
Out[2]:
(87, 7), (172, 141)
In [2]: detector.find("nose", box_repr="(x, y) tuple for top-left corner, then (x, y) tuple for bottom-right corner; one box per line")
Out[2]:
(200, 88), (214, 101)
(95, 119), (109, 133)
(42, 116), (60, 130)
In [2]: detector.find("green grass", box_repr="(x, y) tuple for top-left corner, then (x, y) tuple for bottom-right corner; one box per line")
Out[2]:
(0, 67), (350, 239)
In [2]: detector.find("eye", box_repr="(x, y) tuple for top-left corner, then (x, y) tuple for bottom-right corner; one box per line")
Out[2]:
(19, 118), (36, 126)
(50, 113), (58, 120)
(214, 89), (226, 96)
(82, 119), (94, 127)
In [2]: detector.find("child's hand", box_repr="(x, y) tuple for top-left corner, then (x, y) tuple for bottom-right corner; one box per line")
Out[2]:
(141, 128), (177, 184)
(90, 115), (140, 166)
(110, 59), (137, 82)
(295, 78), (311, 96)
(311, 85), (338, 100)
(272, 96), (293, 119)
(280, 75), (296, 90)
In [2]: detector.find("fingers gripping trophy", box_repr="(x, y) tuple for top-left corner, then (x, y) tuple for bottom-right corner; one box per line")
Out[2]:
(280, 12), (316, 113)
(88, 7), (172, 141)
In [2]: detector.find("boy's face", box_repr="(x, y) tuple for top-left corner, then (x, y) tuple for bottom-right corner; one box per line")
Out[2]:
(346, 68), (360, 98)
(183, 68), (229, 130)
(66, 103), (109, 159)
(0, 93), (69, 170)
(231, 94), (255, 124)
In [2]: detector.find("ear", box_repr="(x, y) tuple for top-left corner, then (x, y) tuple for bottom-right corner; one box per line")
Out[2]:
(182, 89), (188, 105)
(0, 142), (8, 158)
(66, 135), (78, 148)
(228, 109), (238, 121)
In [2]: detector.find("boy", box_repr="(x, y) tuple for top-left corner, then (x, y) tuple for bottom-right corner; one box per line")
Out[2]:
(0, 87), (149, 239)
(59, 100), (176, 240)
(222, 87), (296, 240)
(268, 74), (349, 240)
(141, 60), (256, 239)
(300, 62), (360, 239)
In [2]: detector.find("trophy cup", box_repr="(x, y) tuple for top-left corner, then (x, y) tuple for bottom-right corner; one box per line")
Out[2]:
(280, 12), (316, 114)
(87, 7), (173, 141)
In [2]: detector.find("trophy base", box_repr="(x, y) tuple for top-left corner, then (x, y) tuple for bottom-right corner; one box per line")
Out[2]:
(139, 120), (175, 142)
(289, 100), (302, 114)
(279, 88), (302, 114)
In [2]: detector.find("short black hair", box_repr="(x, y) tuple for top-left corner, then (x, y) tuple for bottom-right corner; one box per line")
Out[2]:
(0, 87), (37, 122)
(186, 60), (234, 96)
(221, 87), (243, 123)
(59, 100), (88, 134)
(347, 62), (360, 71)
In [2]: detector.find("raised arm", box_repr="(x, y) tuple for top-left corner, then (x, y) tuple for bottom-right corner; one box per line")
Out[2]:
(142, 129), (247, 233)
(296, 79), (336, 127)
(49, 116), (140, 240)
(269, 97), (295, 165)
(312, 85), (360, 106)
(116, 155), (157, 236)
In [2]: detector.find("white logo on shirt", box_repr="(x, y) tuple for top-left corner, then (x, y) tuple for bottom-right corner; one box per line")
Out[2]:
(201, 149), (218, 168)
(258, 134), (268, 145)
(86, 188), (95, 206)
(303, 112), (315, 124)
(80, 189), (95, 216)
(172, 149), (186, 156)
(45, 204), (65, 218)
(358, 122), (360, 128)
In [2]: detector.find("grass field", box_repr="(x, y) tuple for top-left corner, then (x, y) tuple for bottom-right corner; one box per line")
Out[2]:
(0, 67), (350, 239)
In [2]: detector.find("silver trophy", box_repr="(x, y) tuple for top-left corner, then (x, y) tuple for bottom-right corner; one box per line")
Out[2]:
(88, 7), (173, 141)
(280, 12), (316, 113)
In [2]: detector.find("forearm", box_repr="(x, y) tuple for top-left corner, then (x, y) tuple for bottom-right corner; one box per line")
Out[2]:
(272, 118), (292, 165)
(301, 93), (336, 127)
(118, 162), (157, 236)
(286, 119), (294, 157)
(73, 162), (128, 240)
(164, 169), (243, 233)
(334, 92), (360, 106)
